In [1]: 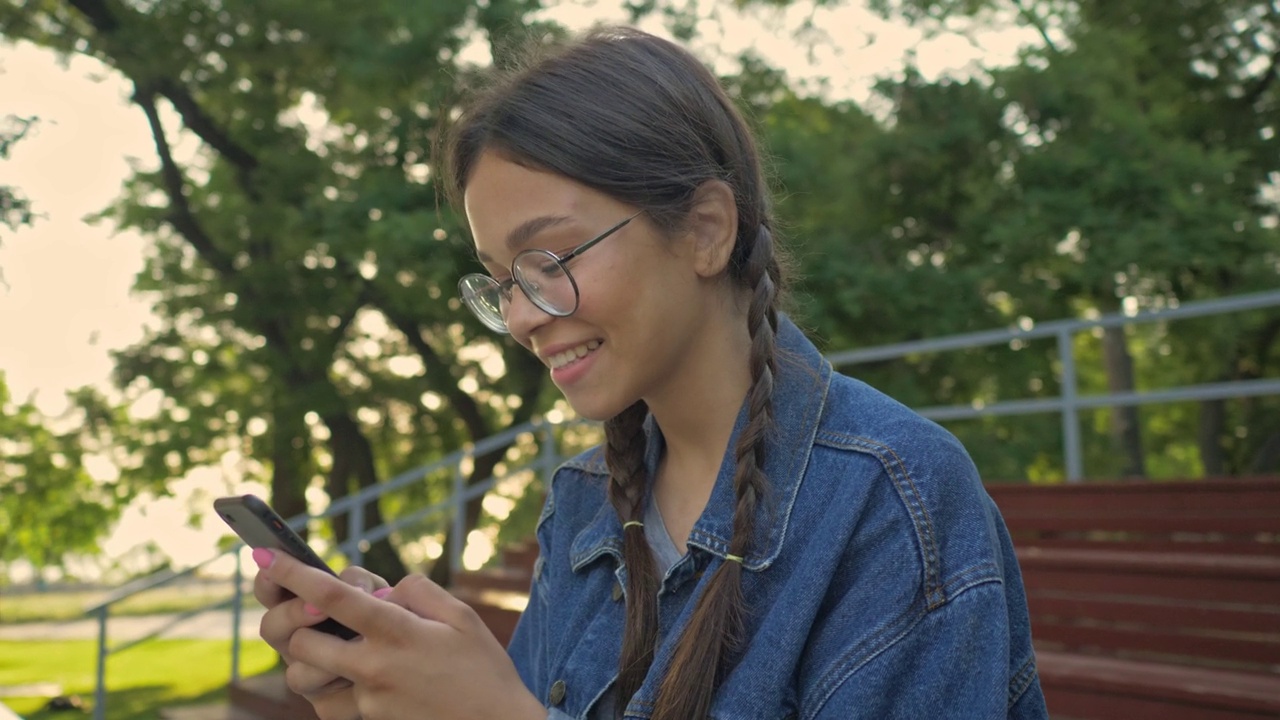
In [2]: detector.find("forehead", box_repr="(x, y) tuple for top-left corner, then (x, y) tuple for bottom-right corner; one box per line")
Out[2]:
(463, 152), (595, 256)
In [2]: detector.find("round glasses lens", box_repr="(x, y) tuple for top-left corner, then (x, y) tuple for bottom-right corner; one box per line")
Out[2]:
(513, 250), (578, 316)
(458, 275), (510, 333)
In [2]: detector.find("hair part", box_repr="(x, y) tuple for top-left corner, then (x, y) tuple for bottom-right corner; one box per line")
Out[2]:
(445, 26), (787, 719)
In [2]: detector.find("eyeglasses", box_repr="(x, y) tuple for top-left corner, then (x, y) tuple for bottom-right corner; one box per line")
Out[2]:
(458, 212), (641, 334)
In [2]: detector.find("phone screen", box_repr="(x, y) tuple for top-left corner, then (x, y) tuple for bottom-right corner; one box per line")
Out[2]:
(214, 494), (358, 639)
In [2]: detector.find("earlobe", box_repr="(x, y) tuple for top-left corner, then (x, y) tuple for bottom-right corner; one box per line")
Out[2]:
(689, 180), (739, 278)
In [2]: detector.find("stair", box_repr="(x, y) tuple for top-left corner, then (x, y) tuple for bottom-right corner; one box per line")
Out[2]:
(159, 701), (265, 720)
(162, 541), (540, 720)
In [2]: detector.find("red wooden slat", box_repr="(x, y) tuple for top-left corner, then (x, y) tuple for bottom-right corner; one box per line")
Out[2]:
(1005, 537), (1280, 557)
(1036, 649), (1280, 714)
(1042, 686), (1274, 720)
(1017, 548), (1280, 578)
(1000, 513), (1279, 534)
(1033, 622), (1280, 667)
(1020, 566), (1280, 606)
(988, 479), (1280, 535)
(1027, 593), (1280, 635)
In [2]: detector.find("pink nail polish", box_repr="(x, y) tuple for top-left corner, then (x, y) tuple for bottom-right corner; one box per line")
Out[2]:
(304, 603), (323, 616)
(251, 548), (275, 569)
(373, 587), (393, 600)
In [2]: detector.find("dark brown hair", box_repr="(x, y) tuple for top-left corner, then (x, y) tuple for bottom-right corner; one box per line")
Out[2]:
(445, 26), (785, 719)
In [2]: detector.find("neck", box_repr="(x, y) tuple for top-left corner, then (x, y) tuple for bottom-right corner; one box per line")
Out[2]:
(645, 309), (754, 520)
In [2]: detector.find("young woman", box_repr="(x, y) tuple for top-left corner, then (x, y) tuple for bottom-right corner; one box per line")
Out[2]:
(253, 26), (1049, 720)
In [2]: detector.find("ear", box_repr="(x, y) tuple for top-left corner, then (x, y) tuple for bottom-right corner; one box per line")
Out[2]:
(687, 180), (738, 278)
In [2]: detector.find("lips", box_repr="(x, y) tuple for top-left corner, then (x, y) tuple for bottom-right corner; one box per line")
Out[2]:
(546, 340), (602, 369)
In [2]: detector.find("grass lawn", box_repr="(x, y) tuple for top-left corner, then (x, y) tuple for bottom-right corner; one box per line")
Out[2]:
(0, 583), (262, 625)
(0, 639), (277, 720)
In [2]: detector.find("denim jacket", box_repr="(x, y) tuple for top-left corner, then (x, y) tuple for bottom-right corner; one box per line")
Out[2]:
(508, 317), (1049, 719)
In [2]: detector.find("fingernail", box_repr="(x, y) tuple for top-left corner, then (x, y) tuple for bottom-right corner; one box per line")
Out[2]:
(372, 587), (393, 600)
(304, 603), (323, 616)
(251, 548), (275, 569)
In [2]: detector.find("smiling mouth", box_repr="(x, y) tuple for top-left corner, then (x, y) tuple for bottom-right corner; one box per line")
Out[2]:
(548, 340), (602, 370)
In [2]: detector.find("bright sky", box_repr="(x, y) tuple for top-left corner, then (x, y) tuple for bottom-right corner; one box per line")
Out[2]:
(0, 1), (1038, 581)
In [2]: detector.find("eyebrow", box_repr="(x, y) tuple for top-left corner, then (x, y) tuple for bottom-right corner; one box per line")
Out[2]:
(475, 214), (575, 263)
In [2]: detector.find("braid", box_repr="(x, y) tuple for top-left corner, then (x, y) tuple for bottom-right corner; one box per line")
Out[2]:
(650, 225), (781, 719)
(604, 400), (661, 716)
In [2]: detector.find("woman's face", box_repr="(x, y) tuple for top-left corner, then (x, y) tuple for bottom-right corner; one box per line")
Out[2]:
(463, 151), (714, 421)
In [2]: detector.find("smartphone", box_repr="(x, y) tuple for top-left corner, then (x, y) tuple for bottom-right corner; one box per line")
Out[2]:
(214, 494), (358, 639)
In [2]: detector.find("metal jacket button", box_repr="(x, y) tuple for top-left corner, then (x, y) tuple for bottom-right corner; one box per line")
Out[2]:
(549, 679), (567, 705)
(612, 581), (623, 601)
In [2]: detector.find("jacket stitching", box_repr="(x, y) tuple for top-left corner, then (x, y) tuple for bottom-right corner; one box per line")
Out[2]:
(803, 580), (1004, 720)
(1007, 653), (1038, 709)
(813, 429), (944, 607)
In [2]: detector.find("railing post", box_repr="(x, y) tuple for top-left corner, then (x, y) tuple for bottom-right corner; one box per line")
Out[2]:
(92, 606), (108, 720)
(231, 550), (243, 684)
(1058, 329), (1084, 482)
(350, 496), (366, 566)
(451, 460), (467, 576)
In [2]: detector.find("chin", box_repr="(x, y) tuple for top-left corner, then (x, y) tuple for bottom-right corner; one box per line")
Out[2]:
(563, 393), (637, 424)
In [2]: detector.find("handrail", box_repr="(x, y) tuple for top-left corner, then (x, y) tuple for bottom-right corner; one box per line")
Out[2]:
(84, 417), (582, 720)
(828, 289), (1280, 481)
(84, 290), (1280, 719)
(826, 289), (1280, 366)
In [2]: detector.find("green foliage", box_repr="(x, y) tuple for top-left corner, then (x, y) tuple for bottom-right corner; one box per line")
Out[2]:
(0, 0), (1275, 590)
(1, 114), (36, 250)
(760, 0), (1279, 479)
(0, 373), (117, 568)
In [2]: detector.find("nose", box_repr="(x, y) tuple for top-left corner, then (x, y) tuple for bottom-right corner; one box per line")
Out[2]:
(504, 284), (554, 343)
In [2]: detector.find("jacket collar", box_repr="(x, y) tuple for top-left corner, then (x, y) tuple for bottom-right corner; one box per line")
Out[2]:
(568, 315), (832, 572)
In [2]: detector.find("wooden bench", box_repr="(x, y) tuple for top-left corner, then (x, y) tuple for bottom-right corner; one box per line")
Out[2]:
(986, 477), (1280, 720)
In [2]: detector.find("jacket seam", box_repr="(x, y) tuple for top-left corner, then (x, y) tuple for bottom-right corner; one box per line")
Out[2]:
(803, 597), (930, 720)
(813, 429), (944, 607)
(803, 579), (1003, 720)
(1007, 652), (1038, 709)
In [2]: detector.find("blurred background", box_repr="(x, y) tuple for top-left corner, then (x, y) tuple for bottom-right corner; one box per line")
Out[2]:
(1, 0), (1276, 601)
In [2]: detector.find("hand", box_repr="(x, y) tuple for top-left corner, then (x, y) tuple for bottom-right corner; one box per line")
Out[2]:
(253, 550), (389, 720)
(256, 551), (545, 720)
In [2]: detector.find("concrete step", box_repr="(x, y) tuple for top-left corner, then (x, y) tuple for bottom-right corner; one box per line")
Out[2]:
(228, 673), (319, 720)
(453, 566), (535, 594)
(159, 701), (265, 720)
(452, 586), (527, 647)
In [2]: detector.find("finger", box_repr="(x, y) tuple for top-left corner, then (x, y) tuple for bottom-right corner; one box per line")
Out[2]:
(383, 574), (484, 634)
(261, 551), (396, 639)
(285, 658), (353, 697)
(260, 595), (337, 657)
(253, 567), (294, 608)
(338, 565), (388, 594)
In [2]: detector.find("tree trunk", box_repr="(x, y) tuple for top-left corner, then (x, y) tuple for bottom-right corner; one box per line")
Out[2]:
(1101, 325), (1147, 478)
(1198, 399), (1227, 477)
(324, 412), (409, 583)
(269, 407), (311, 539)
(1249, 431), (1280, 474)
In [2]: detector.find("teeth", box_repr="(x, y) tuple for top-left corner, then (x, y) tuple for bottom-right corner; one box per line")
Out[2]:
(549, 340), (600, 370)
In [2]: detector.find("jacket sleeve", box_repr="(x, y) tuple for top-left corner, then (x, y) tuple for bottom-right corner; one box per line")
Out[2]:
(506, 484), (557, 711)
(806, 581), (1047, 720)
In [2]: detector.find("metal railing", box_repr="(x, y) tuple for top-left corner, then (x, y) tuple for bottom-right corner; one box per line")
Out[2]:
(83, 418), (589, 720)
(83, 289), (1280, 718)
(828, 289), (1280, 481)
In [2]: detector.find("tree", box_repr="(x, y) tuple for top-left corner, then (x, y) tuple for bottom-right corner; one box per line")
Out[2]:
(0, 0), (560, 581)
(840, 0), (1280, 477)
(0, 372), (115, 574)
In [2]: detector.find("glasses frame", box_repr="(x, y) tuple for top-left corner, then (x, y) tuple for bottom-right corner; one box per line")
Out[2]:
(458, 211), (642, 334)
